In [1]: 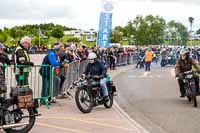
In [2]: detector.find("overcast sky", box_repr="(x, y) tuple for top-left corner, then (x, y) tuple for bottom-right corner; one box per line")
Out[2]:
(0, 0), (200, 31)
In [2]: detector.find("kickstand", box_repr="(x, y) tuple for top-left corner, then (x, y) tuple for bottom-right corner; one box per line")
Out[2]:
(66, 91), (73, 98)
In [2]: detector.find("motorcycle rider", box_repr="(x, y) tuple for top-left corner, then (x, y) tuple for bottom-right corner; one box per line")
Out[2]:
(84, 52), (109, 101)
(175, 49), (200, 97)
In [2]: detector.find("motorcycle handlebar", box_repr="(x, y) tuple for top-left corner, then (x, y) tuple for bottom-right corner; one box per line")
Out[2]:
(85, 75), (104, 80)
(176, 70), (199, 79)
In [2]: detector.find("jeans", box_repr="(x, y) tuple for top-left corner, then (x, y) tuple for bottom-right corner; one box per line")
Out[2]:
(100, 78), (109, 96)
(155, 57), (159, 64)
(145, 62), (151, 71)
(53, 75), (61, 97)
(41, 76), (50, 97)
(109, 58), (115, 70)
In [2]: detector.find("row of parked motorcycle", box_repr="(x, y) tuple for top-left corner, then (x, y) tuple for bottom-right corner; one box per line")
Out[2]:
(135, 53), (178, 68)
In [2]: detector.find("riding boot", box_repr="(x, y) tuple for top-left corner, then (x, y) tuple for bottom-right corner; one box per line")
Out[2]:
(103, 96), (109, 102)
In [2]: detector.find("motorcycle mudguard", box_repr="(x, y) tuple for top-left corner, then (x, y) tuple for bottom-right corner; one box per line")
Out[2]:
(33, 99), (39, 108)
(111, 85), (117, 93)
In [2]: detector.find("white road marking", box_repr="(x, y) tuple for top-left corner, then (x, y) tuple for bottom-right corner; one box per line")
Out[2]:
(170, 69), (175, 77)
(114, 102), (150, 133)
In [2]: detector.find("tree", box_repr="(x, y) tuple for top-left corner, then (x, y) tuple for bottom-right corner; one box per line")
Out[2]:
(32, 36), (47, 46)
(123, 21), (136, 37)
(197, 29), (200, 34)
(9, 28), (18, 39)
(0, 32), (8, 43)
(110, 30), (123, 43)
(166, 20), (188, 45)
(51, 27), (64, 39)
(132, 15), (166, 45)
(15, 29), (25, 39)
(67, 37), (80, 43)
(114, 26), (124, 33)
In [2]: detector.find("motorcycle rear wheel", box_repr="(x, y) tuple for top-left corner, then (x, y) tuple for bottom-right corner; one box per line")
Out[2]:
(3, 99), (36, 133)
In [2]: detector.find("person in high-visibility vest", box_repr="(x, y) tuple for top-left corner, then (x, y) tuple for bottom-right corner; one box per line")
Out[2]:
(144, 48), (153, 72)
(12, 36), (34, 86)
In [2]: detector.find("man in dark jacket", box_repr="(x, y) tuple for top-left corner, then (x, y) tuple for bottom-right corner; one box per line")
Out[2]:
(175, 49), (200, 97)
(109, 47), (116, 70)
(0, 43), (11, 93)
(84, 52), (109, 101)
(13, 37), (34, 86)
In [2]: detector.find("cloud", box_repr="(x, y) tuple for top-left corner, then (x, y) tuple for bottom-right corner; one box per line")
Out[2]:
(0, 0), (199, 30)
(0, 0), (79, 19)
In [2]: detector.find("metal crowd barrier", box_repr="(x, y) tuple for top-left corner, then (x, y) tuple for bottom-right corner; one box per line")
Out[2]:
(2, 54), (139, 109)
(3, 65), (52, 108)
(59, 60), (88, 97)
(98, 52), (139, 67)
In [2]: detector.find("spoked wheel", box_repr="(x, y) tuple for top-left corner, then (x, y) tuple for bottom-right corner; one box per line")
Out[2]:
(75, 88), (93, 113)
(104, 93), (114, 109)
(190, 82), (198, 107)
(185, 87), (192, 102)
(192, 88), (198, 107)
(3, 99), (35, 133)
(187, 96), (192, 102)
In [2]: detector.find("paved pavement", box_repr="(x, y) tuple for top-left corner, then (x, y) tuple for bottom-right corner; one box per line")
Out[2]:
(26, 65), (150, 133)
(115, 64), (200, 133)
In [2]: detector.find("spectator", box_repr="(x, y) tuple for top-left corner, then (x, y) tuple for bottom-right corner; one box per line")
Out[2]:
(144, 48), (153, 72)
(109, 47), (116, 70)
(13, 36), (34, 86)
(0, 43), (11, 94)
(40, 42), (67, 103)
(63, 45), (75, 64)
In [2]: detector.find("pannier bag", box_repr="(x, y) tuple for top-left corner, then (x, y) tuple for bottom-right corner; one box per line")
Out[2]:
(10, 86), (33, 109)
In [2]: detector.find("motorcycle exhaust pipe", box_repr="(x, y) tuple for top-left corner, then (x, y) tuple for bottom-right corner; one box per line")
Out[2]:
(21, 113), (42, 119)
(0, 122), (29, 129)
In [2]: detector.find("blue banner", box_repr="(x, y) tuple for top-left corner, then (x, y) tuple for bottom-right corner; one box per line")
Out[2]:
(97, 1), (113, 48)
(98, 13), (112, 48)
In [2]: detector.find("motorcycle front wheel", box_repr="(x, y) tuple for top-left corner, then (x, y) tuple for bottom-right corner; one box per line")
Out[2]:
(3, 99), (36, 133)
(104, 93), (114, 109)
(75, 87), (93, 113)
(191, 86), (198, 107)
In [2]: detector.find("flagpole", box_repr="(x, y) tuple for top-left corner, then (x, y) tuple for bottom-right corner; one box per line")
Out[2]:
(39, 26), (41, 47)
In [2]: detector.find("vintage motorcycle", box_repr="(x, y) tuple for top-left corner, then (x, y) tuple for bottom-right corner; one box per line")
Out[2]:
(176, 70), (199, 107)
(0, 86), (40, 133)
(74, 74), (116, 113)
(161, 54), (176, 67)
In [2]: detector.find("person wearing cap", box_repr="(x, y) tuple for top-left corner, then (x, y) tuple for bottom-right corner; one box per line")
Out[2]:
(0, 43), (11, 93)
(63, 45), (75, 64)
(40, 42), (68, 103)
(175, 49), (200, 97)
(12, 36), (34, 86)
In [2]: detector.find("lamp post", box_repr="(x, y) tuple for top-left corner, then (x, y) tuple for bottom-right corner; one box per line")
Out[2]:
(188, 17), (194, 46)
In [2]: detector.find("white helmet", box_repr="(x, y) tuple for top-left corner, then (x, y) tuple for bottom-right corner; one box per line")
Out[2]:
(88, 52), (97, 60)
(180, 49), (189, 56)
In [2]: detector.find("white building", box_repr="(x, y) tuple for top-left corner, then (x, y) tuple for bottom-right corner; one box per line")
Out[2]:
(193, 34), (200, 40)
(64, 29), (97, 42)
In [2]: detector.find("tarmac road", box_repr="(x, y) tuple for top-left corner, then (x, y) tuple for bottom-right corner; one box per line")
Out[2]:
(115, 64), (200, 133)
